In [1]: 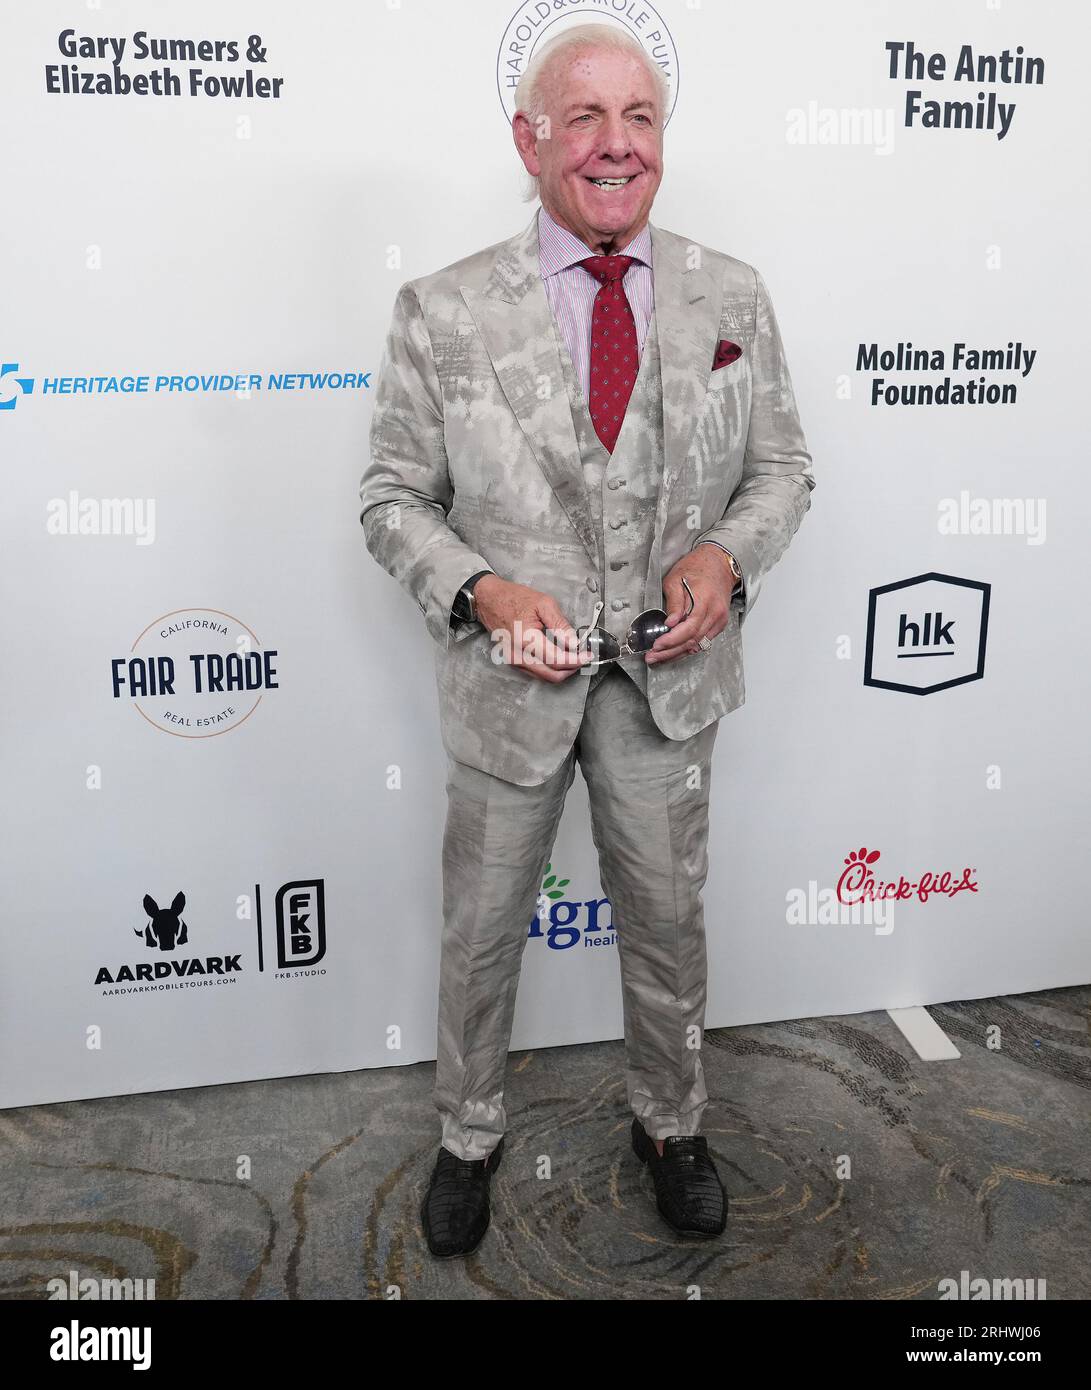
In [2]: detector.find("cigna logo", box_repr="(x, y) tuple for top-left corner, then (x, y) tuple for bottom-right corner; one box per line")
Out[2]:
(528, 863), (615, 951)
(0, 361), (34, 410)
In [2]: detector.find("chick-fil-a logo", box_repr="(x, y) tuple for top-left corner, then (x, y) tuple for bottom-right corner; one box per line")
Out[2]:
(838, 846), (978, 904)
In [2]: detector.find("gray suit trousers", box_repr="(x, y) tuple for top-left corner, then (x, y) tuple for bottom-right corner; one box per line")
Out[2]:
(434, 663), (720, 1161)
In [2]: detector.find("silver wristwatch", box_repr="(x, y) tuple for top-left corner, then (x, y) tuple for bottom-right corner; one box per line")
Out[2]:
(453, 569), (493, 624)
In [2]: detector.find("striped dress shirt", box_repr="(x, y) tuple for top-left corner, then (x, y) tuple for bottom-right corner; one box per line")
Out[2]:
(537, 203), (654, 406)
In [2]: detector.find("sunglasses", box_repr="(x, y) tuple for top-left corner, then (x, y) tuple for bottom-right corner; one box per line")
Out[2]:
(578, 577), (696, 665)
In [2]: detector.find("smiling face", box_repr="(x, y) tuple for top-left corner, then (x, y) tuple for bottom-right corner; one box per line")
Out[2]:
(513, 45), (664, 254)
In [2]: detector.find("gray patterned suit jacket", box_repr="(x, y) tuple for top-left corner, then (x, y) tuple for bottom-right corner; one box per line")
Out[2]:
(360, 209), (815, 785)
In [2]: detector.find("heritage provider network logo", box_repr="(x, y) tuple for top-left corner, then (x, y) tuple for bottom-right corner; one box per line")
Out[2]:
(0, 357), (369, 409)
(0, 361), (369, 405)
(0, 361), (34, 409)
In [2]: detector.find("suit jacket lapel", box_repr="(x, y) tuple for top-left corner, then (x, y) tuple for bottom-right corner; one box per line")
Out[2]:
(460, 212), (599, 567)
(644, 224), (722, 605)
(459, 212), (724, 580)
(650, 223), (723, 506)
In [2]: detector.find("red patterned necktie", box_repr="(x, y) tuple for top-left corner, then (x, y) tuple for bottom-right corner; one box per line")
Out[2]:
(579, 254), (638, 452)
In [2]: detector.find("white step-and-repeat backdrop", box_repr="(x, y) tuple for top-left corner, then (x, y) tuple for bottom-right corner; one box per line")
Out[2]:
(2, 0), (1086, 1109)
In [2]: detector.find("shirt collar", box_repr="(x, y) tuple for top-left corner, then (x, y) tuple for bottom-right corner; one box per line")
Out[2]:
(537, 203), (652, 279)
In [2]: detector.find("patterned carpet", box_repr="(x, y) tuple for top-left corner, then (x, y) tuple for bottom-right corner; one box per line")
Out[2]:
(1, 986), (1087, 1300)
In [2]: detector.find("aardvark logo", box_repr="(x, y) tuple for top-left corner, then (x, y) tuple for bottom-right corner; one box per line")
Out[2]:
(135, 892), (188, 950)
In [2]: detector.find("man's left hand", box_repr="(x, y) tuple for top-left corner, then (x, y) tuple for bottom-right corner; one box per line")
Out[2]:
(645, 545), (737, 665)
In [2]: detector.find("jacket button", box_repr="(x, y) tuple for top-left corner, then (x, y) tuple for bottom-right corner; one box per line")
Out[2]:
(609, 560), (627, 571)
(586, 577), (599, 592)
(611, 599), (629, 612)
(609, 518), (626, 530)
(607, 478), (626, 490)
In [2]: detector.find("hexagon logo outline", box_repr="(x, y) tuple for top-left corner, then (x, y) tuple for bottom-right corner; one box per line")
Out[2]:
(864, 571), (990, 695)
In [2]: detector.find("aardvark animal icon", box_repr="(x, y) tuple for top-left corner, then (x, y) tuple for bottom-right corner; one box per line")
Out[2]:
(136, 892), (188, 950)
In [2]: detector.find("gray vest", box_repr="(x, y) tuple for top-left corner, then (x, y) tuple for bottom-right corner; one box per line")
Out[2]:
(551, 310), (664, 698)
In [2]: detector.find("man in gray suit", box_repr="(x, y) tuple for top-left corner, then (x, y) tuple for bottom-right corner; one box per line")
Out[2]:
(360, 22), (814, 1257)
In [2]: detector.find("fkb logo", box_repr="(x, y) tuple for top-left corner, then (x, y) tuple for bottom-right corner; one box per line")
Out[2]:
(0, 362), (34, 410)
(272, 878), (326, 969)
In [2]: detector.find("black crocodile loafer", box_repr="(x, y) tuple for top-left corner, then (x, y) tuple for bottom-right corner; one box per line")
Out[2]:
(631, 1119), (727, 1237)
(420, 1137), (505, 1258)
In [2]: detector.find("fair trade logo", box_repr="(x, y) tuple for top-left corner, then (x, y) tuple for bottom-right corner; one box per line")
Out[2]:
(110, 607), (278, 737)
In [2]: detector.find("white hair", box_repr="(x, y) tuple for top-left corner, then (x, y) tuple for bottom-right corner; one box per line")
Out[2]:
(513, 22), (669, 203)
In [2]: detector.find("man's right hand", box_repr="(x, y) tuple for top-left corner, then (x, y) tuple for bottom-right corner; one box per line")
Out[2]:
(473, 575), (593, 684)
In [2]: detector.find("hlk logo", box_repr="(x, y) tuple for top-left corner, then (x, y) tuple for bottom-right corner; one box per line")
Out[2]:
(865, 572), (990, 695)
(897, 610), (956, 652)
(0, 362), (35, 410)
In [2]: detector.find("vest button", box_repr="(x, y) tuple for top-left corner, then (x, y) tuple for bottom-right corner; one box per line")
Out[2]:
(611, 599), (629, 612)
(607, 478), (626, 490)
(586, 577), (599, 592)
(609, 518), (626, 530)
(609, 560), (627, 571)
